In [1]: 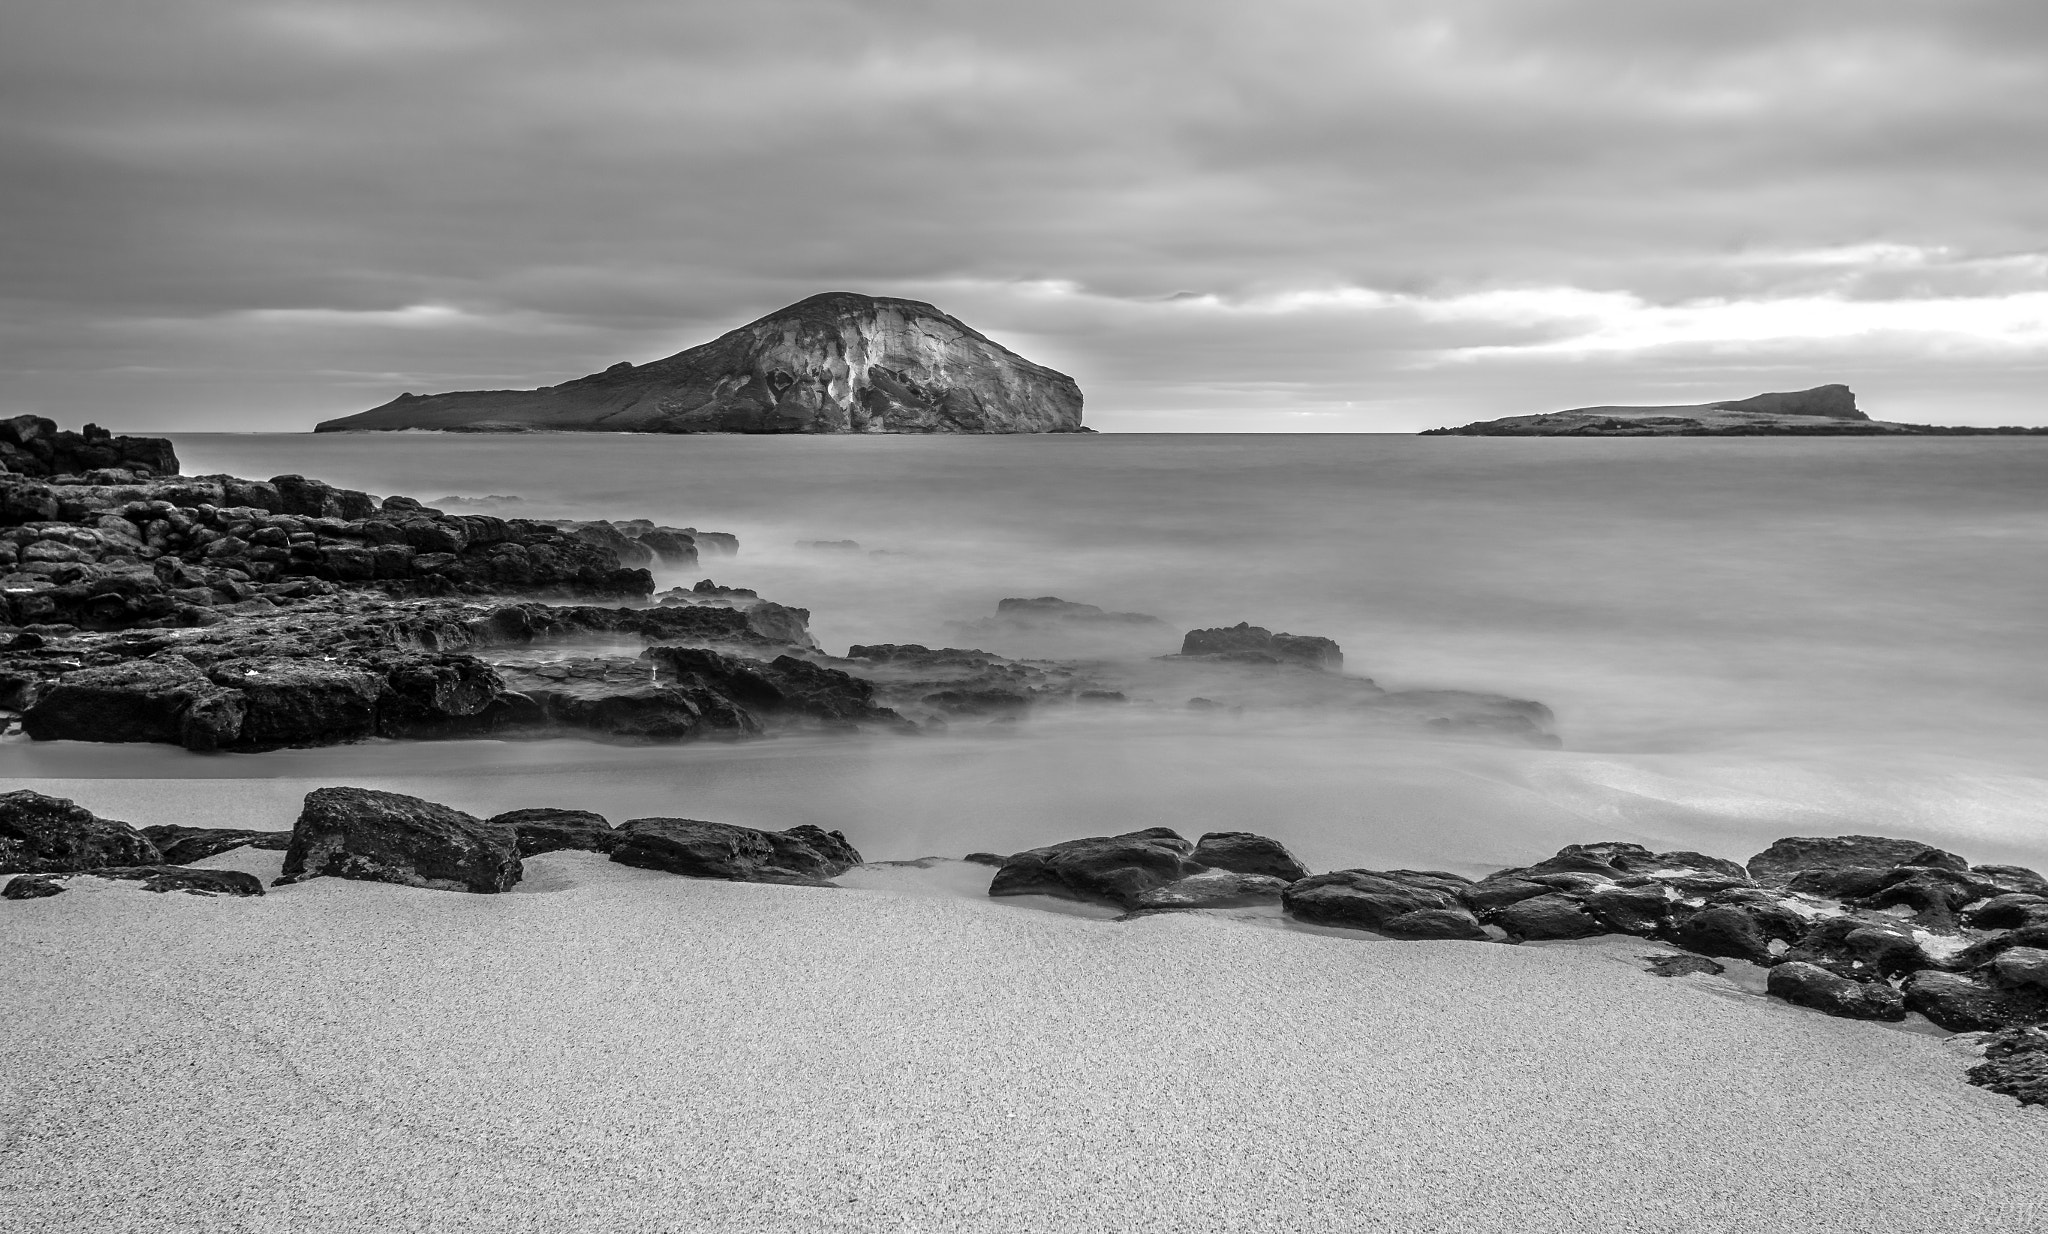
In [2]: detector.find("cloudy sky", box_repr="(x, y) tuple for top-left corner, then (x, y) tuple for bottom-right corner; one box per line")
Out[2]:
(5, 0), (2046, 431)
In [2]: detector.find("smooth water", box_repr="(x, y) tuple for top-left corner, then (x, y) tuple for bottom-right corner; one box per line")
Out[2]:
(5, 432), (2046, 874)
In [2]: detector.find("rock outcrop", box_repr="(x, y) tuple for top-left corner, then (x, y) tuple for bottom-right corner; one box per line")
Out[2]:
(608, 818), (861, 885)
(277, 787), (523, 893)
(0, 789), (160, 874)
(316, 292), (1086, 435)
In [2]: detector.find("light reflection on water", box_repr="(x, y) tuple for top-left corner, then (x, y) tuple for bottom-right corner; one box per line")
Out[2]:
(3, 432), (2044, 873)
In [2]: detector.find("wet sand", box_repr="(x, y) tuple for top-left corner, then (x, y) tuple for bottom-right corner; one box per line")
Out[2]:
(4, 847), (2043, 1233)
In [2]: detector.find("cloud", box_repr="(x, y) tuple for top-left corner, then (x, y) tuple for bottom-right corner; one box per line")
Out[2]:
(2, 0), (2046, 429)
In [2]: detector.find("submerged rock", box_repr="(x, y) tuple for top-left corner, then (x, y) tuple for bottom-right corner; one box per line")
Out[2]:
(1130, 870), (1290, 912)
(0, 789), (160, 874)
(317, 292), (1086, 435)
(1176, 623), (1342, 671)
(277, 787), (523, 893)
(1767, 962), (1906, 1022)
(609, 818), (861, 885)
(1643, 954), (1726, 978)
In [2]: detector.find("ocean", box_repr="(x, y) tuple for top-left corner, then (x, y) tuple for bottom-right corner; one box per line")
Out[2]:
(6, 431), (2046, 876)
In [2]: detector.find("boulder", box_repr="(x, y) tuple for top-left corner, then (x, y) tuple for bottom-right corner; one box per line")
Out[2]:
(277, 787), (522, 893)
(140, 825), (293, 865)
(0, 789), (160, 874)
(1991, 947), (2048, 993)
(1766, 962), (1906, 1022)
(2, 875), (65, 900)
(1129, 870), (1290, 912)
(210, 658), (385, 748)
(1666, 905), (1774, 965)
(610, 818), (861, 885)
(1378, 906), (1489, 940)
(1778, 918), (1933, 981)
(1643, 954), (1725, 978)
(1850, 866), (2003, 930)
(1967, 1027), (2048, 1107)
(22, 657), (246, 751)
(1901, 971), (2048, 1033)
(1972, 864), (2048, 897)
(1746, 835), (1952, 886)
(1495, 893), (1604, 940)
(1283, 869), (1470, 933)
(488, 808), (618, 857)
(1581, 885), (1673, 936)
(1458, 876), (1554, 914)
(1187, 831), (1311, 882)
(78, 865), (266, 897)
(988, 828), (1198, 910)
(1965, 893), (2048, 930)
(1178, 623), (1342, 671)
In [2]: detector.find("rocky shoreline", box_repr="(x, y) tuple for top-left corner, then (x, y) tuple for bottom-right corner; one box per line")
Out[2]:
(4, 784), (2043, 1107)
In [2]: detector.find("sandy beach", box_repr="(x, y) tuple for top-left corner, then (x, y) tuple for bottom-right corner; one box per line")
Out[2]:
(5, 845), (2043, 1234)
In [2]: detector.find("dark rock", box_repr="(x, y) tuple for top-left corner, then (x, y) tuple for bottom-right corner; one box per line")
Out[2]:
(80, 865), (266, 897)
(988, 828), (1197, 910)
(645, 646), (895, 725)
(1178, 623), (1342, 671)
(1458, 876), (1554, 914)
(1902, 970), (2048, 1032)
(1972, 864), (2048, 897)
(1496, 893), (1605, 940)
(1967, 1027), (2048, 1107)
(22, 657), (246, 751)
(1378, 906), (1489, 940)
(1283, 870), (1471, 933)
(1766, 962), (1906, 1021)
(1129, 870), (1290, 912)
(1991, 947), (2048, 993)
(317, 292), (1086, 435)
(1778, 917), (1933, 981)
(1785, 866), (1896, 899)
(0, 789), (160, 874)
(487, 808), (618, 857)
(1188, 831), (1311, 882)
(277, 787), (522, 893)
(1966, 893), (2048, 930)
(3, 874), (65, 900)
(962, 852), (1007, 867)
(1701, 889), (1811, 943)
(140, 825), (293, 865)
(208, 658), (385, 748)
(1953, 925), (2048, 970)
(1643, 954), (1725, 978)
(1746, 835), (1952, 886)
(610, 817), (861, 885)
(1667, 905), (1774, 965)
(1581, 885), (1673, 936)
(1850, 866), (2003, 930)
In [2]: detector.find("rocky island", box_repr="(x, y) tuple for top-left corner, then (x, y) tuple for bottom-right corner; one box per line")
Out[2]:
(1423, 383), (2048, 436)
(315, 292), (1086, 435)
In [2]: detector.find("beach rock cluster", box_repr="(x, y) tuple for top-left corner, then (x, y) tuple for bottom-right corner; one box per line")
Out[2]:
(979, 824), (2048, 1102)
(0, 415), (178, 480)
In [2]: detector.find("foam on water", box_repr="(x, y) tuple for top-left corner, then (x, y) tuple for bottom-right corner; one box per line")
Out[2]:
(6, 432), (2045, 872)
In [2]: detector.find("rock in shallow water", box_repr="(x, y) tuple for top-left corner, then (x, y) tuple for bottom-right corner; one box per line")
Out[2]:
(1767, 962), (1906, 1022)
(1188, 830), (1311, 882)
(277, 787), (523, 894)
(1129, 870), (1290, 912)
(988, 827), (1200, 910)
(489, 808), (618, 857)
(609, 818), (860, 885)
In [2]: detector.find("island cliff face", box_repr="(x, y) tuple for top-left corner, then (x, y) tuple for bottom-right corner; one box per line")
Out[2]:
(316, 292), (1085, 435)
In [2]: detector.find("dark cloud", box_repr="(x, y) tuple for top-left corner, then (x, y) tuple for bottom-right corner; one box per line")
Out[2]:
(3, 0), (2045, 429)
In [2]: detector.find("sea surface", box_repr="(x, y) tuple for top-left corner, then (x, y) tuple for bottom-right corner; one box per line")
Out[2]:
(6, 432), (2047, 875)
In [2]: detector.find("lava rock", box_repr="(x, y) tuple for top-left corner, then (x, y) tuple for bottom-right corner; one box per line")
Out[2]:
(83, 865), (266, 897)
(1746, 835), (1955, 886)
(488, 808), (618, 857)
(1378, 906), (1489, 940)
(988, 828), (1198, 910)
(140, 825), (293, 865)
(610, 818), (861, 885)
(1188, 830), (1311, 882)
(1667, 905), (1774, 965)
(1643, 954), (1725, 978)
(22, 658), (246, 752)
(0, 789), (160, 874)
(1966, 893), (2048, 930)
(1967, 1027), (2048, 1107)
(210, 658), (385, 749)
(1778, 917), (1933, 981)
(1496, 893), (1605, 940)
(1902, 970), (2048, 1032)
(1282, 869), (1471, 933)
(1129, 870), (1290, 912)
(1178, 623), (1342, 671)
(277, 787), (522, 893)
(1766, 961), (1906, 1022)
(1581, 885), (1673, 936)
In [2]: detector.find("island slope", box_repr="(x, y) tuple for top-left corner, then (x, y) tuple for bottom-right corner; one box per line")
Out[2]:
(317, 292), (1085, 435)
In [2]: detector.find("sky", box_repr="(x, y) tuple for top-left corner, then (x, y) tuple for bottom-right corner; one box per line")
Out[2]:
(4, 0), (2046, 432)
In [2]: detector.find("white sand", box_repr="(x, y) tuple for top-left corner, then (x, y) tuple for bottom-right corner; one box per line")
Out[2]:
(4, 850), (2044, 1233)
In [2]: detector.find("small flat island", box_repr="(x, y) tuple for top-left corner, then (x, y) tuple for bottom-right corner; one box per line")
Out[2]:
(1424, 384), (2048, 436)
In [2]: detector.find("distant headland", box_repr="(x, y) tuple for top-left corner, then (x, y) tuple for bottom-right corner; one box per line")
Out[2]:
(1423, 384), (2048, 436)
(315, 292), (1088, 436)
